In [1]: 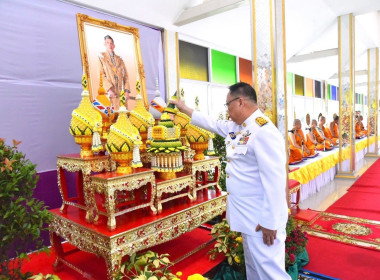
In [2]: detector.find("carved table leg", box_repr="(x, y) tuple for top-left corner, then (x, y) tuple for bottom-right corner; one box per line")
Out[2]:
(58, 167), (68, 214)
(49, 230), (64, 272)
(105, 188), (116, 231)
(105, 252), (123, 280)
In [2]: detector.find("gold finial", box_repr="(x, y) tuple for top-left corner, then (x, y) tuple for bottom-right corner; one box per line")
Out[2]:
(81, 68), (88, 91)
(98, 72), (106, 95)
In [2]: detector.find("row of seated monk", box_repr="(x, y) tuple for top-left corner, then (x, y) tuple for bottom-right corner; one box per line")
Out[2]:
(288, 115), (339, 164)
(288, 114), (371, 164)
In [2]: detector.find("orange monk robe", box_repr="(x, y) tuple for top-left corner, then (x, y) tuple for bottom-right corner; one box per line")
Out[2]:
(306, 132), (324, 151)
(295, 129), (316, 157)
(323, 126), (338, 146)
(355, 123), (366, 138)
(359, 122), (368, 136)
(332, 123), (339, 138)
(288, 136), (303, 164)
(313, 129), (333, 150)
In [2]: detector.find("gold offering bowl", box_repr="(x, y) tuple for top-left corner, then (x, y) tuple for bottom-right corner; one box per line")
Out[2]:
(74, 135), (94, 158)
(189, 142), (208, 161)
(158, 171), (177, 180)
(110, 151), (133, 174)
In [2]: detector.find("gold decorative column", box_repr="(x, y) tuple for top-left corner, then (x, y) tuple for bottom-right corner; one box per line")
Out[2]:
(251, 0), (289, 202)
(251, 0), (287, 134)
(366, 48), (379, 157)
(336, 14), (357, 178)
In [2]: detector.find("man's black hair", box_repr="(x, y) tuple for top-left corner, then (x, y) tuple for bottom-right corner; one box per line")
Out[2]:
(104, 35), (114, 43)
(334, 115), (339, 121)
(229, 82), (257, 103)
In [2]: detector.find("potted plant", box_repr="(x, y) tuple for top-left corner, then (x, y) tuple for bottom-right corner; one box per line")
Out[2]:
(0, 138), (52, 279)
(114, 250), (209, 280)
(209, 216), (309, 280)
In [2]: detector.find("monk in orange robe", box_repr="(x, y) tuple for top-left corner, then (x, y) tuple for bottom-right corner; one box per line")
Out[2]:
(359, 115), (368, 136)
(289, 119), (316, 158)
(288, 136), (303, 164)
(319, 116), (338, 146)
(330, 115), (339, 139)
(316, 116), (334, 150)
(307, 120), (324, 151)
(355, 116), (366, 138)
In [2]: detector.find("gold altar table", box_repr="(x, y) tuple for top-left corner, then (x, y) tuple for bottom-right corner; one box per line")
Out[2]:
(56, 154), (115, 222)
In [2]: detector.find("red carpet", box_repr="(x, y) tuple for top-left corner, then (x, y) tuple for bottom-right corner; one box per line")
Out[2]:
(21, 227), (224, 279)
(306, 212), (380, 250)
(326, 158), (380, 220)
(302, 158), (380, 279)
(304, 236), (380, 280)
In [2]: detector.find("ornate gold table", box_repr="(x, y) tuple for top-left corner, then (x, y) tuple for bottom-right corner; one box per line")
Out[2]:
(49, 191), (227, 280)
(56, 154), (115, 222)
(155, 173), (194, 214)
(90, 168), (156, 231)
(183, 156), (221, 200)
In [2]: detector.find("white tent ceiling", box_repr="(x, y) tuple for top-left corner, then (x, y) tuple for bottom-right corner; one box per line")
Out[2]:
(66, 0), (380, 91)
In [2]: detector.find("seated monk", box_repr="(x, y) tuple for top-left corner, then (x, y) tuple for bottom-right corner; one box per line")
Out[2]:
(355, 117), (366, 139)
(359, 115), (368, 136)
(330, 115), (339, 139)
(316, 116), (334, 150)
(307, 119), (324, 151)
(318, 116), (336, 146)
(289, 119), (316, 158)
(288, 136), (303, 164)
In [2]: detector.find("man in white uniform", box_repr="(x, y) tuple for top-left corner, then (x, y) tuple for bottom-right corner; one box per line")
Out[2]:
(171, 82), (290, 280)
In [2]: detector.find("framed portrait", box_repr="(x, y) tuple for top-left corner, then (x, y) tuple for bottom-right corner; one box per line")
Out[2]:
(76, 13), (148, 110)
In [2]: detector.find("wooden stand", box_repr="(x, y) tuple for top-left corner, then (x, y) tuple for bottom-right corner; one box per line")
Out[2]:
(56, 154), (115, 222)
(90, 168), (157, 231)
(183, 156), (221, 200)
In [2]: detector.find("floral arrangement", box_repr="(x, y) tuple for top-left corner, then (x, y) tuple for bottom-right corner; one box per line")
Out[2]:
(114, 250), (208, 280)
(208, 219), (245, 274)
(28, 274), (60, 280)
(209, 216), (309, 274)
(285, 216), (308, 269)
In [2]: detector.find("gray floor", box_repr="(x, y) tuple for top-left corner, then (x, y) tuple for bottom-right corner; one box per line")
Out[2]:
(299, 156), (379, 211)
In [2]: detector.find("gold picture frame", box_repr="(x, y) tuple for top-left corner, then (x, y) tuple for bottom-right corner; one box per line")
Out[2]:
(76, 13), (148, 110)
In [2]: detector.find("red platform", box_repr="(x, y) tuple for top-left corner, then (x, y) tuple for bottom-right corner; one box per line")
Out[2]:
(49, 189), (227, 279)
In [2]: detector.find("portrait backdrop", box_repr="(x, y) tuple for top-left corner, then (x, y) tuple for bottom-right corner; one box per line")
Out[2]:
(0, 0), (166, 212)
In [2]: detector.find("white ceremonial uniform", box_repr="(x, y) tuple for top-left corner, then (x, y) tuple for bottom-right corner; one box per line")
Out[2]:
(192, 109), (290, 280)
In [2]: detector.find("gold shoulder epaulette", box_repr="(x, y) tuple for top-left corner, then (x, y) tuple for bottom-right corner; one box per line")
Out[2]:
(255, 117), (268, 127)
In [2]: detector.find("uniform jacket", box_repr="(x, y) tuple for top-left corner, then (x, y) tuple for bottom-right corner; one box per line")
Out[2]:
(191, 109), (288, 235)
(98, 52), (130, 97)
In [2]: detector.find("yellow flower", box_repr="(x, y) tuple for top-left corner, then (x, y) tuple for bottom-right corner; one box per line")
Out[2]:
(235, 237), (243, 243)
(234, 256), (241, 263)
(187, 274), (205, 280)
(176, 272), (183, 277)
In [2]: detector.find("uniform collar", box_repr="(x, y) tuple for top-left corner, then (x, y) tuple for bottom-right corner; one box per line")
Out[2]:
(240, 108), (262, 129)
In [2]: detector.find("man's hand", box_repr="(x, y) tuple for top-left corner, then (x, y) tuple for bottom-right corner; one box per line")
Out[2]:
(256, 224), (277, 246)
(169, 99), (194, 117)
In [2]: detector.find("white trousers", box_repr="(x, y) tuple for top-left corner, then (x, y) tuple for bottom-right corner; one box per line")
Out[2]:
(242, 228), (290, 280)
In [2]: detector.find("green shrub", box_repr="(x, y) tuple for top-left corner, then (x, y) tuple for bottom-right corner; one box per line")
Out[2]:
(0, 139), (52, 279)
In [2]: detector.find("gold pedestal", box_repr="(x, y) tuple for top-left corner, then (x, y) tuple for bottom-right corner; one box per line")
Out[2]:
(190, 142), (208, 161)
(74, 135), (94, 158)
(158, 171), (177, 180)
(110, 152), (133, 174)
